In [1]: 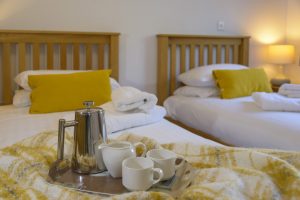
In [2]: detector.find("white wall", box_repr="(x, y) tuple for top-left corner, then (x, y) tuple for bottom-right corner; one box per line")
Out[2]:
(286, 0), (300, 83)
(0, 0), (287, 93)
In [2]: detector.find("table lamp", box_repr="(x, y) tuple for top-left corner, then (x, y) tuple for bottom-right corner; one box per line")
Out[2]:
(268, 44), (295, 86)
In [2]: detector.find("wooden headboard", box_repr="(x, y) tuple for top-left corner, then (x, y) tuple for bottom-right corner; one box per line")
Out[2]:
(157, 34), (250, 104)
(0, 30), (120, 105)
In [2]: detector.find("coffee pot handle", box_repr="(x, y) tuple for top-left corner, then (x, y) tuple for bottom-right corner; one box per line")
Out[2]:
(57, 119), (78, 160)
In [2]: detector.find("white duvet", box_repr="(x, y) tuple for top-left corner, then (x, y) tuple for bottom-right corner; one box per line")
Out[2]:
(164, 96), (300, 151)
(0, 103), (219, 148)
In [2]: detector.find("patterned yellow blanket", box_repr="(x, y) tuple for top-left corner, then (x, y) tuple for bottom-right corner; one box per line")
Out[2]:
(0, 131), (300, 200)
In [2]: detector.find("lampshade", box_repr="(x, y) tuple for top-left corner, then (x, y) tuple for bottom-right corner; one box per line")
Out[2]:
(268, 45), (295, 65)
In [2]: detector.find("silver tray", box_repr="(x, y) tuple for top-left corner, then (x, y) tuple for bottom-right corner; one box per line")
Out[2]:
(47, 159), (195, 197)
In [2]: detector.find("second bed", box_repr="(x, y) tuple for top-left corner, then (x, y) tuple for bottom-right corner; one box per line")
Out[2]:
(157, 34), (300, 151)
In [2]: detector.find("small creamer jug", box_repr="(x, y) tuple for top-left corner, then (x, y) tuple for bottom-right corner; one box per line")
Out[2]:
(99, 141), (147, 178)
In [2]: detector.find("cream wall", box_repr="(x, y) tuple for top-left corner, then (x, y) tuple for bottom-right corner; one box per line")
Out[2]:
(286, 0), (300, 83)
(0, 0), (287, 93)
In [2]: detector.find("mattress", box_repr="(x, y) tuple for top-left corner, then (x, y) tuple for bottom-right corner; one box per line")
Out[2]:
(0, 105), (220, 148)
(164, 96), (300, 151)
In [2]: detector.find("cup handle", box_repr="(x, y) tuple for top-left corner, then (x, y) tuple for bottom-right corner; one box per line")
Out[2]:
(175, 155), (185, 170)
(134, 142), (147, 157)
(152, 168), (164, 185)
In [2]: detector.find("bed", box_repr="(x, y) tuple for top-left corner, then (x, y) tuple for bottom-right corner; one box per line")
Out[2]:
(0, 30), (219, 148)
(157, 34), (300, 151)
(0, 31), (299, 199)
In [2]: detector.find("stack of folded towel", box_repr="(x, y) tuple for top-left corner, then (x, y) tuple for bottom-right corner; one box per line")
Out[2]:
(252, 92), (300, 112)
(278, 84), (300, 98)
(252, 84), (300, 112)
(111, 86), (158, 113)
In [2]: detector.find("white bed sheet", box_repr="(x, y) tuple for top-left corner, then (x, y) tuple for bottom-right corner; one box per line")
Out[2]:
(164, 96), (300, 151)
(0, 105), (220, 148)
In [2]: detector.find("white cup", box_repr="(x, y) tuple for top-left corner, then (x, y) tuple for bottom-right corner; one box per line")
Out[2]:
(146, 149), (184, 180)
(122, 157), (164, 191)
(99, 141), (147, 178)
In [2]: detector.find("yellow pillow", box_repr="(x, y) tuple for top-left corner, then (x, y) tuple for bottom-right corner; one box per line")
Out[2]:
(29, 70), (112, 113)
(213, 68), (272, 99)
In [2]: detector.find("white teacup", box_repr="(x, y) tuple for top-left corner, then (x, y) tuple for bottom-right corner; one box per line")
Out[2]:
(122, 157), (164, 191)
(146, 149), (184, 180)
(99, 141), (147, 178)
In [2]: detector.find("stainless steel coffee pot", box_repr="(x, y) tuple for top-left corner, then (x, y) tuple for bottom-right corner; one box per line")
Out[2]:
(57, 101), (107, 174)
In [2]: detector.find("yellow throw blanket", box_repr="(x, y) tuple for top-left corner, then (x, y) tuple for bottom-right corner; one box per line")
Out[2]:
(0, 131), (299, 200)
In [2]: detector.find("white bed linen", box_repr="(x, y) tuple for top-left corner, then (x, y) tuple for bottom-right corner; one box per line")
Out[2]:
(164, 96), (300, 151)
(0, 105), (220, 148)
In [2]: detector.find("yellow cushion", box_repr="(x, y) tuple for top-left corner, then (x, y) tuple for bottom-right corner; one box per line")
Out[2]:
(28, 70), (112, 113)
(213, 68), (272, 99)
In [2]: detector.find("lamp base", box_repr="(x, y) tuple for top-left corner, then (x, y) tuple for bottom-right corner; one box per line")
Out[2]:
(270, 78), (291, 86)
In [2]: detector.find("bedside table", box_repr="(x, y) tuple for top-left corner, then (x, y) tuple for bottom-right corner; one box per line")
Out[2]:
(271, 85), (280, 92)
(270, 78), (290, 93)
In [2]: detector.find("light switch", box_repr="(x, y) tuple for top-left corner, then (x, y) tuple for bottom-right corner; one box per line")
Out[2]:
(217, 21), (225, 31)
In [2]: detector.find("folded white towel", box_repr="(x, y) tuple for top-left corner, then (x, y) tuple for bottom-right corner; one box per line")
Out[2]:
(111, 86), (158, 112)
(279, 83), (300, 91)
(287, 94), (300, 98)
(279, 89), (300, 95)
(101, 102), (166, 133)
(278, 84), (300, 98)
(252, 92), (300, 112)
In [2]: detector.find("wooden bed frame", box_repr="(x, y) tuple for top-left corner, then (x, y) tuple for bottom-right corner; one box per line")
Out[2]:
(157, 34), (250, 145)
(0, 30), (120, 105)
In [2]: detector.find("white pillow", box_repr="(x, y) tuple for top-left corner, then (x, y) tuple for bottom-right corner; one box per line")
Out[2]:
(174, 86), (219, 98)
(110, 78), (121, 91)
(178, 64), (247, 87)
(14, 70), (121, 91)
(13, 90), (31, 107)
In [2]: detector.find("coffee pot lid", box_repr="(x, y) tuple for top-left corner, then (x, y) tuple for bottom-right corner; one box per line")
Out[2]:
(75, 101), (104, 114)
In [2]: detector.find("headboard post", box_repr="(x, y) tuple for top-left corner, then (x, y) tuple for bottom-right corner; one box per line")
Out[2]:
(157, 35), (169, 105)
(110, 35), (119, 81)
(3, 43), (12, 104)
(240, 37), (250, 66)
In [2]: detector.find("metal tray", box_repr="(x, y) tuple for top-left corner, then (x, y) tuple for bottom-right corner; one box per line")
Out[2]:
(47, 159), (195, 197)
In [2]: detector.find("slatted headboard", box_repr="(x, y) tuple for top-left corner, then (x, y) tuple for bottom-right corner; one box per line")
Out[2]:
(0, 30), (120, 105)
(157, 34), (250, 104)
